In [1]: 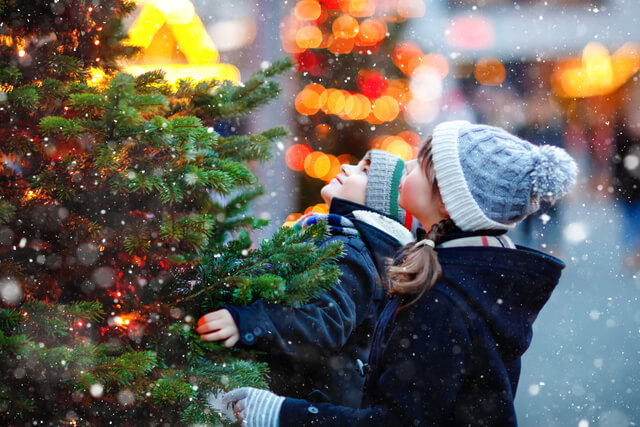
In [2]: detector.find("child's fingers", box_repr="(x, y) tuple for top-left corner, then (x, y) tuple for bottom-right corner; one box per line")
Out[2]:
(200, 327), (233, 342)
(197, 309), (226, 326)
(223, 333), (239, 348)
(196, 320), (222, 334)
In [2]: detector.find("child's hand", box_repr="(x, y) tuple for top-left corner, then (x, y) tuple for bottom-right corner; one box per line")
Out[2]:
(196, 309), (239, 348)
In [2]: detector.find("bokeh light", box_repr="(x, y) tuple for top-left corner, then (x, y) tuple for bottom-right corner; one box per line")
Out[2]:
(328, 35), (355, 54)
(373, 95), (400, 122)
(304, 151), (330, 178)
(385, 137), (413, 160)
(281, 14), (306, 53)
(446, 15), (495, 50)
(343, 0), (376, 17)
(393, 41), (424, 75)
(295, 83), (327, 115)
(324, 88), (347, 114)
(295, 0), (323, 20)
(320, 154), (342, 180)
(332, 14), (359, 39)
(357, 19), (387, 46)
(304, 203), (329, 214)
(474, 57), (506, 86)
(296, 24), (324, 49)
(357, 69), (388, 98)
(285, 144), (313, 171)
(421, 54), (449, 79)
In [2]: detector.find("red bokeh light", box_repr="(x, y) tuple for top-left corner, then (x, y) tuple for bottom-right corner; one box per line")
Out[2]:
(285, 144), (313, 171)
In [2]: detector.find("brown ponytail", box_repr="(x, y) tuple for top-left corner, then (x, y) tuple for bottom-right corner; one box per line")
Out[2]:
(387, 219), (458, 308)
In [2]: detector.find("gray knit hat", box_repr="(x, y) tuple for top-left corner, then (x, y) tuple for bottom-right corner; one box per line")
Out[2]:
(431, 120), (578, 231)
(363, 150), (413, 229)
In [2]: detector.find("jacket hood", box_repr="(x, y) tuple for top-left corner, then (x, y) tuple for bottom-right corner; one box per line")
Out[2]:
(437, 244), (565, 359)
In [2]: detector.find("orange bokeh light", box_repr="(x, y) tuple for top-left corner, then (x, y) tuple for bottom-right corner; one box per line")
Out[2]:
(332, 14), (359, 39)
(393, 41), (424, 75)
(345, 93), (372, 120)
(357, 18), (387, 46)
(373, 95), (400, 122)
(320, 154), (342, 181)
(343, 0), (376, 17)
(474, 57), (506, 86)
(304, 151), (331, 178)
(281, 14), (306, 53)
(421, 54), (449, 79)
(398, 130), (421, 147)
(315, 123), (332, 139)
(304, 203), (329, 214)
(324, 88), (347, 114)
(385, 138), (414, 160)
(285, 144), (313, 171)
(296, 25), (324, 49)
(295, 83), (327, 115)
(338, 153), (358, 165)
(328, 35), (355, 54)
(295, 0), (323, 20)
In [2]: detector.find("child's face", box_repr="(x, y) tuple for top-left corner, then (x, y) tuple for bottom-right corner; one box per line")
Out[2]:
(398, 158), (447, 230)
(320, 159), (369, 206)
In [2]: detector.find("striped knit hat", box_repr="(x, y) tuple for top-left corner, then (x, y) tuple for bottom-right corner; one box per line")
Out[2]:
(363, 150), (416, 231)
(430, 120), (578, 231)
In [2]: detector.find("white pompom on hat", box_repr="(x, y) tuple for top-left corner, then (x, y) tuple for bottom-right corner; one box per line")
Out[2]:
(430, 120), (578, 231)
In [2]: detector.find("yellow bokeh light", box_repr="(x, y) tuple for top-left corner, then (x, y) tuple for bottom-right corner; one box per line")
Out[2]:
(324, 89), (346, 114)
(553, 42), (640, 98)
(582, 42), (613, 88)
(373, 95), (400, 121)
(312, 153), (331, 178)
(304, 151), (326, 178)
(385, 138), (413, 161)
(88, 67), (107, 87)
(320, 154), (342, 181)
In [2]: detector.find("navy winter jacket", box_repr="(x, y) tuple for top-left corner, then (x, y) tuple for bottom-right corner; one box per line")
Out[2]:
(279, 233), (565, 426)
(224, 198), (409, 407)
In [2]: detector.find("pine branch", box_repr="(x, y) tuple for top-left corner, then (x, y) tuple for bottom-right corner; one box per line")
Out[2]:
(0, 200), (16, 224)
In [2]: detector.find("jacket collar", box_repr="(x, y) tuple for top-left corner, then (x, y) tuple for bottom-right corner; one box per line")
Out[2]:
(330, 198), (410, 278)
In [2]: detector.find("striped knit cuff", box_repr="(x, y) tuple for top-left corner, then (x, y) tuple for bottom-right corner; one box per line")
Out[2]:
(431, 120), (514, 231)
(246, 389), (285, 427)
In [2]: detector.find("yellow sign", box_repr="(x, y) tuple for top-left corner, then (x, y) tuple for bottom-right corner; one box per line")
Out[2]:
(124, 0), (241, 83)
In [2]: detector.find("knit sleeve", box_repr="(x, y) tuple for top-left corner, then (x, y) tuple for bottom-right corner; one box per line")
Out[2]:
(224, 235), (380, 356)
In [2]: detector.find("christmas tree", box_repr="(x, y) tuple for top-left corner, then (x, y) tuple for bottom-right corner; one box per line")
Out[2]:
(0, 1), (342, 424)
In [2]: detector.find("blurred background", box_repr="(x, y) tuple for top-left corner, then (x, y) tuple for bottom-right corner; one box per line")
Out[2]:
(121, 0), (640, 425)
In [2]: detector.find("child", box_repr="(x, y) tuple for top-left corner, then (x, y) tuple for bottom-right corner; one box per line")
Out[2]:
(222, 120), (578, 426)
(197, 150), (416, 407)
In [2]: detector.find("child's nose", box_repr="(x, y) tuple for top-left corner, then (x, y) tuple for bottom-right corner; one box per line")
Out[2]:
(405, 159), (416, 173)
(341, 164), (354, 175)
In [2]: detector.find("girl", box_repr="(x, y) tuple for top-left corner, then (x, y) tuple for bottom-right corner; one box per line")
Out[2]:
(197, 150), (417, 407)
(222, 120), (578, 426)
